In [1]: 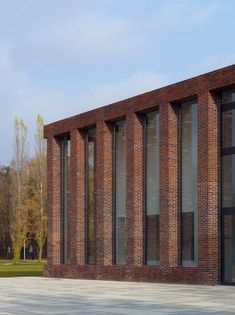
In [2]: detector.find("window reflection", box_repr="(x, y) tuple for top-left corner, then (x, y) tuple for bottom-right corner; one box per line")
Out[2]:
(61, 137), (71, 264)
(222, 110), (235, 149)
(115, 121), (126, 265)
(86, 128), (96, 265)
(222, 155), (235, 208)
(222, 90), (235, 284)
(145, 112), (160, 265)
(222, 89), (235, 104)
(181, 101), (198, 265)
(223, 213), (235, 283)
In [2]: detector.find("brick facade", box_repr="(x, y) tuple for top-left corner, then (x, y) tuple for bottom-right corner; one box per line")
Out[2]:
(44, 65), (235, 285)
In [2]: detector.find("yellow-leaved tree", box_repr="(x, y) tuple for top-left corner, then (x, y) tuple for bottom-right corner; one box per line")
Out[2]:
(34, 114), (47, 261)
(10, 118), (29, 262)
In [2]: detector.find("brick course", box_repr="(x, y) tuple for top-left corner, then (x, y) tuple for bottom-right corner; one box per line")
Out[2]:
(44, 65), (235, 285)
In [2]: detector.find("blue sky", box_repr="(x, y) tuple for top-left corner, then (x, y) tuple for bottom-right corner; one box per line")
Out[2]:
(0, 0), (235, 165)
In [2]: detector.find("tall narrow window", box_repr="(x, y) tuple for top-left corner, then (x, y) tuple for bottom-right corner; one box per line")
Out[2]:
(181, 100), (198, 266)
(145, 111), (160, 265)
(61, 136), (71, 264)
(86, 128), (96, 265)
(221, 89), (235, 284)
(114, 120), (126, 264)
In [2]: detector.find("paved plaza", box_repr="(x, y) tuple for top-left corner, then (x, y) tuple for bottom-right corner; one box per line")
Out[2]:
(0, 277), (234, 314)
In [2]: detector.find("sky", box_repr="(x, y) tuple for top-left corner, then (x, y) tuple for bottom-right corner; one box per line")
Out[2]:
(0, 0), (235, 165)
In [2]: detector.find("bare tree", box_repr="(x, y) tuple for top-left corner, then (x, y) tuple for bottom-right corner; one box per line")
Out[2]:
(34, 114), (47, 261)
(10, 118), (29, 262)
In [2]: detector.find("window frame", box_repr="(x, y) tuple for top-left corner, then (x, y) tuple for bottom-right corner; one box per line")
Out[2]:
(85, 128), (97, 265)
(143, 111), (160, 266)
(113, 120), (127, 265)
(60, 135), (70, 265)
(221, 100), (235, 210)
(221, 96), (235, 284)
(179, 100), (198, 267)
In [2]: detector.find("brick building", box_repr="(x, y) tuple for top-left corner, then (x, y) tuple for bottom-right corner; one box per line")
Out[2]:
(44, 65), (235, 285)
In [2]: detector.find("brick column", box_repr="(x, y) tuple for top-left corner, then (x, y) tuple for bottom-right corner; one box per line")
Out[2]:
(198, 92), (220, 284)
(159, 103), (179, 268)
(70, 129), (86, 265)
(126, 113), (145, 266)
(96, 121), (113, 265)
(69, 129), (86, 265)
(47, 136), (61, 265)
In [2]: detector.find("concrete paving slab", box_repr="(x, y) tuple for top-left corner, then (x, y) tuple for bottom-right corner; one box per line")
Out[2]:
(0, 277), (234, 314)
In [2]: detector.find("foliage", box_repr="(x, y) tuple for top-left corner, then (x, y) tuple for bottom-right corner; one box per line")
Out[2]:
(10, 118), (29, 262)
(32, 114), (47, 261)
(0, 167), (11, 256)
(0, 115), (48, 262)
(0, 259), (46, 277)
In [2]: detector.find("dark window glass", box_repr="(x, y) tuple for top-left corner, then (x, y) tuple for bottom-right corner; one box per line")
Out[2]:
(145, 111), (160, 265)
(86, 128), (96, 265)
(221, 90), (235, 283)
(222, 89), (235, 104)
(222, 155), (235, 208)
(115, 121), (126, 264)
(61, 137), (71, 264)
(181, 101), (198, 265)
(223, 212), (235, 283)
(222, 110), (235, 149)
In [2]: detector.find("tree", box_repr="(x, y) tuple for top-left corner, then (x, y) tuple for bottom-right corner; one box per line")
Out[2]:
(10, 118), (29, 262)
(34, 114), (47, 261)
(0, 166), (11, 257)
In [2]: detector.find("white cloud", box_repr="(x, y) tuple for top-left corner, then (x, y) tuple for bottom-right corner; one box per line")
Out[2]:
(78, 71), (168, 109)
(18, 11), (142, 65)
(0, 0), (231, 166)
(152, 0), (221, 29)
(0, 70), (168, 165)
(189, 53), (235, 76)
(0, 50), (9, 67)
(0, 86), (75, 165)
(14, 71), (168, 126)
(0, 49), (27, 90)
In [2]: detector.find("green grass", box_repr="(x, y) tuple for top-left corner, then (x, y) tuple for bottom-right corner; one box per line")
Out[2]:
(0, 259), (47, 277)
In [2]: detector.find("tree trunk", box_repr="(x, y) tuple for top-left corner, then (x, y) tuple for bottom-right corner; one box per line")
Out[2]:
(38, 244), (43, 262)
(13, 243), (21, 263)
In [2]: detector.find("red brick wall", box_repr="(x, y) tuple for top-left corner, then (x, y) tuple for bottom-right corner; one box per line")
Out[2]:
(44, 65), (235, 284)
(197, 91), (221, 284)
(46, 136), (61, 265)
(159, 103), (179, 269)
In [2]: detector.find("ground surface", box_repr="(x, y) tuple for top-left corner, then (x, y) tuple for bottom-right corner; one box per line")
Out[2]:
(0, 260), (46, 277)
(0, 278), (234, 315)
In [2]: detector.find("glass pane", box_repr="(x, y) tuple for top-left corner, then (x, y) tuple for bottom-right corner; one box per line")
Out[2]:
(67, 140), (71, 264)
(222, 89), (235, 104)
(87, 128), (96, 265)
(115, 121), (126, 264)
(61, 137), (70, 264)
(222, 110), (235, 149)
(182, 212), (194, 261)
(146, 112), (160, 265)
(181, 101), (198, 264)
(222, 155), (235, 208)
(223, 213), (235, 283)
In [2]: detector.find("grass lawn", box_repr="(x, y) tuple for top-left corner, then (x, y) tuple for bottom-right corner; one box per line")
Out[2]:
(0, 259), (47, 277)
